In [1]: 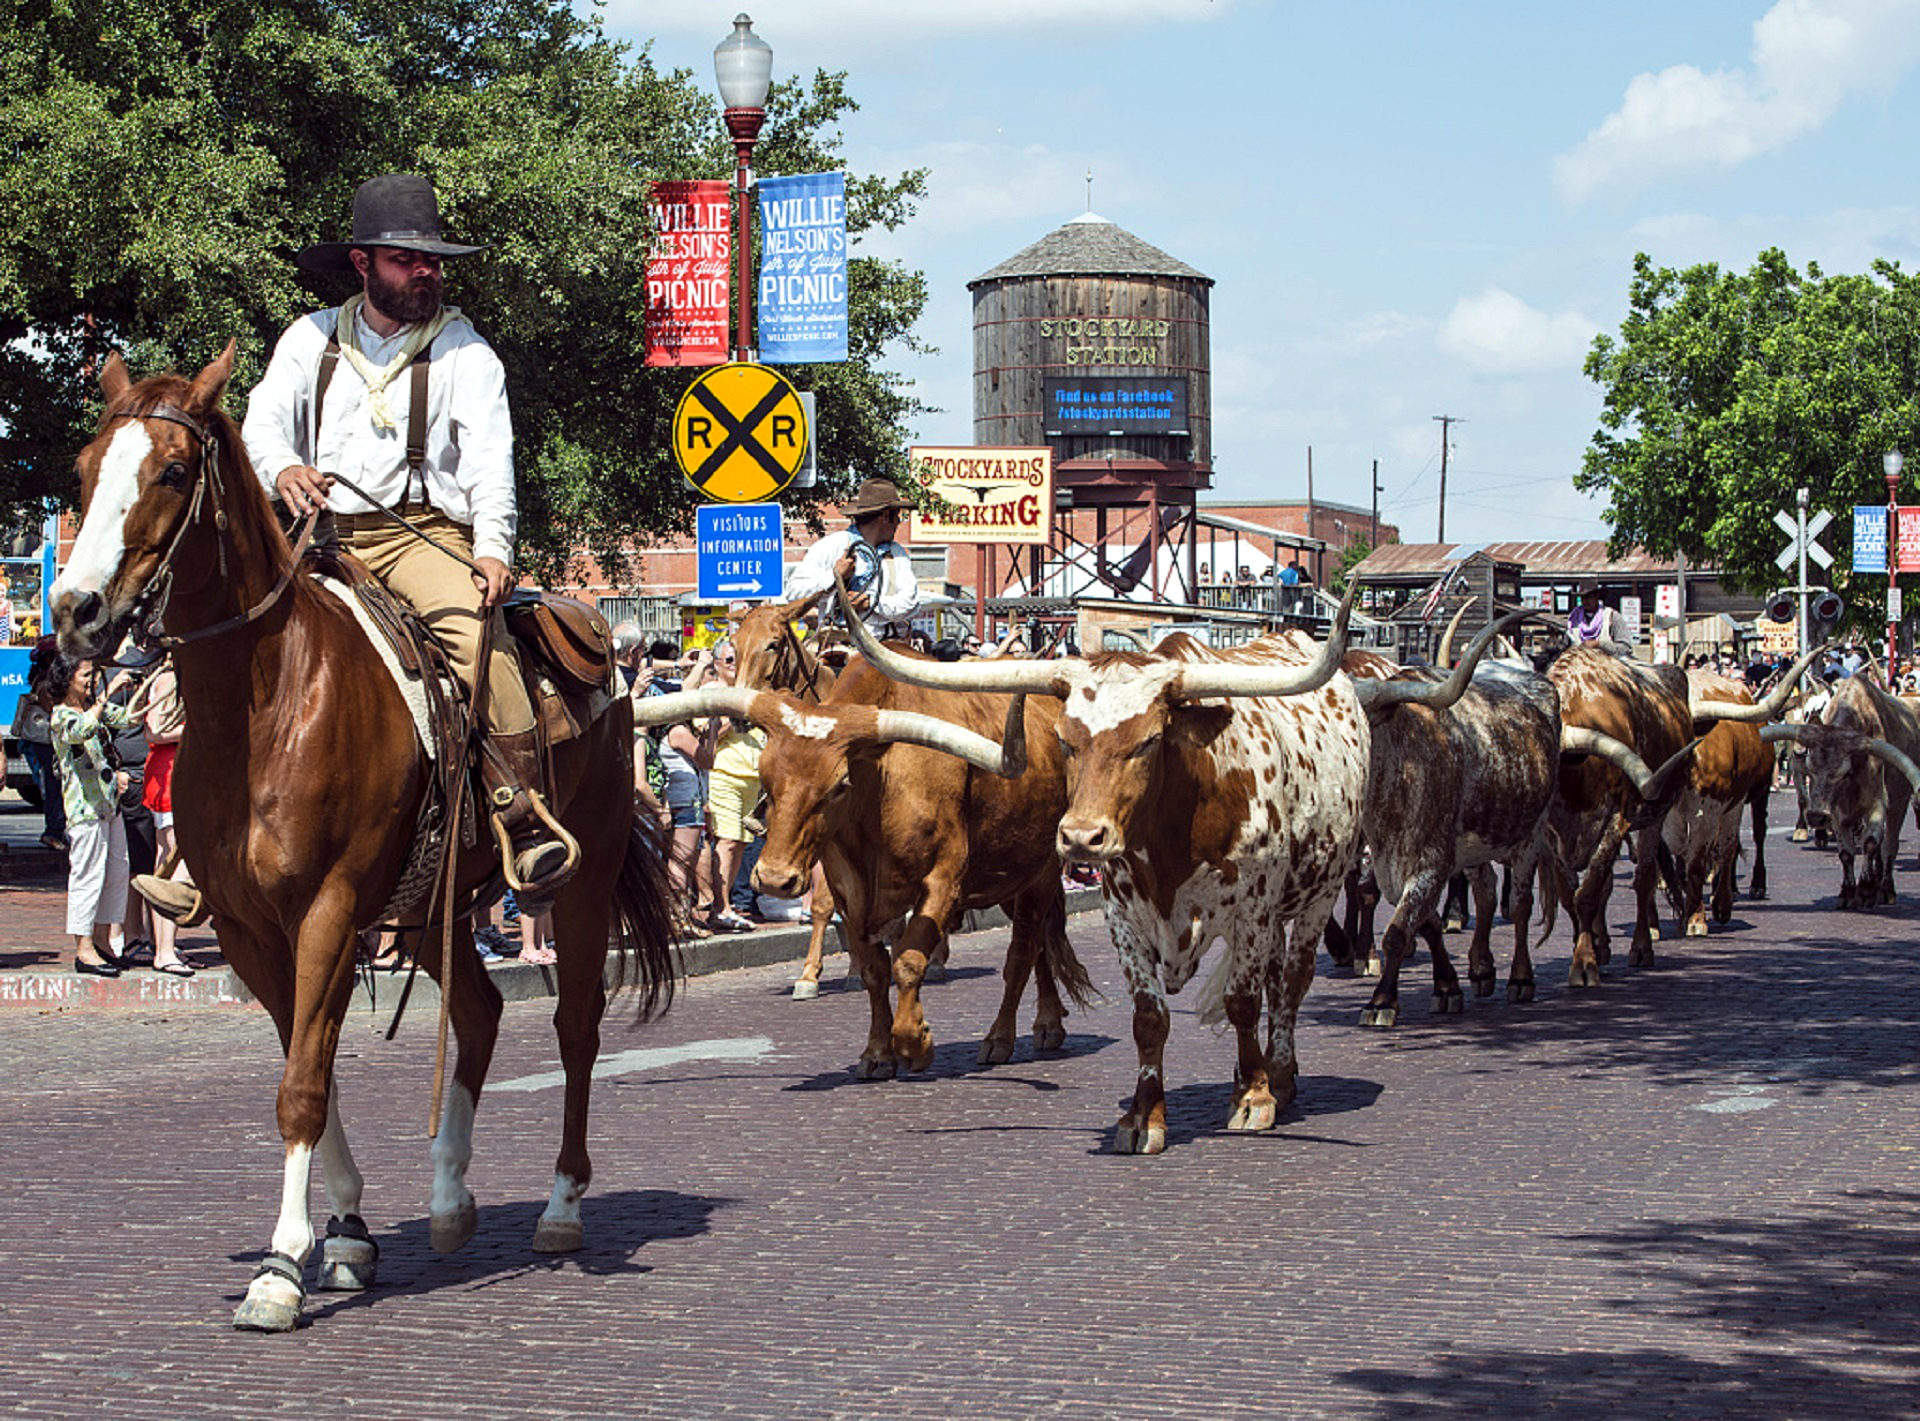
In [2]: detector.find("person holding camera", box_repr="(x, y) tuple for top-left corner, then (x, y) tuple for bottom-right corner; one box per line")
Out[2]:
(786, 477), (920, 636)
(47, 656), (137, 976)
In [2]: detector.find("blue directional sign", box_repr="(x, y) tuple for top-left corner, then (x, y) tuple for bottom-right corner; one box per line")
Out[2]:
(697, 502), (784, 602)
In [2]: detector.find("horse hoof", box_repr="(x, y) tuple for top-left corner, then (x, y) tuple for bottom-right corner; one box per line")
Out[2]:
(1226, 1096), (1277, 1133)
(1791, 827), (1809, 843)
(430, 1196), (478, 1254)
(1114, 1120), (1166, 1155)
(317, 1242), (378, 1293)
(232, 1274), (303, 1333)
(1432, 990), (1463, 1015)
(1469, 974), (1496, 999)
(1507, 979), (1535, 1004)
(1360, 1005), (1399, 1029)
(1684, 919), (1708, 938)
(856, 1055), (896, 1081)
(790, 978), (820, 1001)
(977, 1036), (1014, 1066)
(1444, 915), (1466, 933)
(1568, 961), (1601, 989)
(1360, 956), (1383, 979)
(532, 1218), (584, 1254)
(1032, 1021), (1067, 1053)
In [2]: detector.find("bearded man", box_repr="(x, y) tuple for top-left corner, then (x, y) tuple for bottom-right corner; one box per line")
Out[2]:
(240, 173), (572, 907)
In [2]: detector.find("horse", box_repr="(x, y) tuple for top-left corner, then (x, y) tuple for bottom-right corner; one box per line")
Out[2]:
(50, 343), (678, 1332)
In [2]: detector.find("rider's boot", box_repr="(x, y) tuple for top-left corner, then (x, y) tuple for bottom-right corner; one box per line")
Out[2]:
(481, 729), (578, 916)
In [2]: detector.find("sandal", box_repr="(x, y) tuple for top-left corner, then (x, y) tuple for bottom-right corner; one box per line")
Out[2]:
(521, 943), (558, 966)
(153, 958), (197, 978)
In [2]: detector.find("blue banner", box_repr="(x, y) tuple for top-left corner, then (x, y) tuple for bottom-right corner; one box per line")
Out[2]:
(1856, 505), (1888, 573)
(757, 172), (848, 363)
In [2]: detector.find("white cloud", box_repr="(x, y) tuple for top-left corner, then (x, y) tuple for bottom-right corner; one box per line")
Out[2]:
(1437, 288), (1599, 375)
(1554, 0), (1920, 202)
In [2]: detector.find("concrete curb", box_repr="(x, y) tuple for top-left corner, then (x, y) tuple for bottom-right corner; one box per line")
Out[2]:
(0, 887), (1107, 1013)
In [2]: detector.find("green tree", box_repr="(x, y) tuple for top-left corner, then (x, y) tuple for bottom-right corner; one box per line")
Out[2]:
(1579, 248), (1920, 608)
(0, 0), (929, 581)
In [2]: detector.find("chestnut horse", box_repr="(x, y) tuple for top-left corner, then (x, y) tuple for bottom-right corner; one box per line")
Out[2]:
(51, 343), (676, 1332)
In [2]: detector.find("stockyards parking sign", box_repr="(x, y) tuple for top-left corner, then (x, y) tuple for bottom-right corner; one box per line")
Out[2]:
(908, 447), (1052, 544)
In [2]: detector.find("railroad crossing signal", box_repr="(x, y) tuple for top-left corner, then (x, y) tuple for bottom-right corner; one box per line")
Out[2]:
(1774, 506), (1833, 573)
(673, 362), (810, 503)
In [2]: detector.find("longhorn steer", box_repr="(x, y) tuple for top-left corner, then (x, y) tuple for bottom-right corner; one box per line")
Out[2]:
(636, 669), (1094, 1076)
(1352, 650), (1561, 1027)
(1659, 671), (1773, 936)
(1764, 676), (1920, 908)
(844, 587), (1366, 1155)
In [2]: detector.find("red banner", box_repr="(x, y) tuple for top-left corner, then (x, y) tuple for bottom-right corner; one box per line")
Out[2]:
(644, 181), (731, 367)
(1899, 506), (1920, 573)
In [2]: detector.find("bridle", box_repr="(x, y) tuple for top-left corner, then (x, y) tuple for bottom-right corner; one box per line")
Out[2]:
(778, 617), (826, 702)
(104, 402), (319, 649)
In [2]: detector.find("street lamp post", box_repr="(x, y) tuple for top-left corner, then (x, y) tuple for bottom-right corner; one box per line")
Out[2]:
(1888, 450), (1905, 676)
(714, 13), (773, 363)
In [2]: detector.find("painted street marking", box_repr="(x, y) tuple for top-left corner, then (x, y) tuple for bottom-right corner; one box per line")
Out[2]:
(489, 1035), (776, 1093)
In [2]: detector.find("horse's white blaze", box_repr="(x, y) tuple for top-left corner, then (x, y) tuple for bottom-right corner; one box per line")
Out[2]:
(429, 1084), (476, 1217)
(269, 1142), (316, 1263)
(542, 1171), (586, 1228)
(315, 1081), (364, 1222)
(56, 423), (151, 599)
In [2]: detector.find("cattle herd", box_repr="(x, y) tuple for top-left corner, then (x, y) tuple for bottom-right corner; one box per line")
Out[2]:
(634, 586), (1920, 1156)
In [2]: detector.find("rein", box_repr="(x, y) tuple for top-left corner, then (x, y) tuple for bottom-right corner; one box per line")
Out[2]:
(114, 404), (320, 648)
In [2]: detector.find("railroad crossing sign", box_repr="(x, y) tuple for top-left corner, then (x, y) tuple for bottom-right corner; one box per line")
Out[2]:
(1775, 506), (1833, 573)
(672, 363), (809, 503)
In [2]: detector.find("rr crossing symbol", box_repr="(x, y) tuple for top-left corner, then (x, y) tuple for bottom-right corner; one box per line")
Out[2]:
(672, 362), (809, 503)
(1774, 506), (1833, 573)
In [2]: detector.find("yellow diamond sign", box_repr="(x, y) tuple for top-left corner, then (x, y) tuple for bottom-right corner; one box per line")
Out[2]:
(672, 362), (809, 503)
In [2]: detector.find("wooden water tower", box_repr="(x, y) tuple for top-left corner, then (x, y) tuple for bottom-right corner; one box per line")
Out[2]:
(970, 213), (1213, 606)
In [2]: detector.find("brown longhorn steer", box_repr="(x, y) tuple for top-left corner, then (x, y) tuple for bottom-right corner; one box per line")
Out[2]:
(728, 594), (845, 997)
(634, 672), (1094, 1075)
(1658, 670), (1773, 936)
(843, 588), (1367, 1155)
(1763, 675), (1920, 908)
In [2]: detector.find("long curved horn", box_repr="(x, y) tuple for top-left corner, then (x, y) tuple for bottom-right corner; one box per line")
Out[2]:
(1495, 634), (1521, 662)
(1433, 602), (1472, 669)
(1355, 610), (1529, 716)
(627, 683), (767, 728)
(1105, 630), (1151, 651)
(1758, 723), (1802, 748)
(1691, 643), (1826, 723)
(1860, 735), (1920, 800)
(1173, 578), (1359, 701)
(626, 680), (1029, 777)
(1561, 726), (1700, 799)
(872, 694), (1029, 777)
(838, 573), (1069, 694)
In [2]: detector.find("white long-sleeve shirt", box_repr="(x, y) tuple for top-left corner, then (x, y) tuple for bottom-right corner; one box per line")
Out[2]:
(786, 528), (920, 633)
(242, 306), (518, 566)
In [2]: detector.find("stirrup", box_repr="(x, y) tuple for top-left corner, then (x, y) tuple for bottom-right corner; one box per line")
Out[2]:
(133, 873), (211, 927)
(490, 789), (581, 911)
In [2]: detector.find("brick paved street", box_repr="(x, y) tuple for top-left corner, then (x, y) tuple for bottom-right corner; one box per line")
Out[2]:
(2, 790), (1918, 1418)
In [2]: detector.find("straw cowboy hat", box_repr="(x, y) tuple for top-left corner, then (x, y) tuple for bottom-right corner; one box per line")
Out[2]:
(297, 174), (486, 276)
(846, 478), (910, 520)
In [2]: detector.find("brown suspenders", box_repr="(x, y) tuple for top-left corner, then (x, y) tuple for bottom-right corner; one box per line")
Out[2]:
(313, 335), (434, 508)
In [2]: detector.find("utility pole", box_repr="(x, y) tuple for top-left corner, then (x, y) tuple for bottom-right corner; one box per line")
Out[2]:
(1370, 458), (1382, 550)
(1432, 415), (1462, 542)
(1306, 445), (1317, 585)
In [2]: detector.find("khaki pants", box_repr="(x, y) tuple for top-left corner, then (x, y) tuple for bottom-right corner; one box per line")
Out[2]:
(338, 510), (535, 735)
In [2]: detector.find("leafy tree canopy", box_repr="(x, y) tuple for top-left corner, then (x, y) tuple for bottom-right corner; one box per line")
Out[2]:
(1579, 248), (1920, 605)
(0, 0), (930, 582)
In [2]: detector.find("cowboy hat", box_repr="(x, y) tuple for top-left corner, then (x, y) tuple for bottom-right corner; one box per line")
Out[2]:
(846, 478), (909, 520)
(297, 174), (486, 276)
(1577, 580), (1603, 597)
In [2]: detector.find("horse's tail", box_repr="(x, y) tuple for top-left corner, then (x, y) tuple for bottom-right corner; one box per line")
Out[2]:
(609, 815), (683, 1022)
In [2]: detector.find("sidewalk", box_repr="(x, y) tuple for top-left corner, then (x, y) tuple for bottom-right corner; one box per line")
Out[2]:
(0, 793), (1105, 1012)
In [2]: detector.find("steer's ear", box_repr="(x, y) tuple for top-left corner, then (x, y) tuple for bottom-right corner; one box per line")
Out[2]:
(1172, 702), (1234, 749)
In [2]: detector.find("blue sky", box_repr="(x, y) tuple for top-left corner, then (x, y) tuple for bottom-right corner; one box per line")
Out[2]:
(623, 1), (1920, 547)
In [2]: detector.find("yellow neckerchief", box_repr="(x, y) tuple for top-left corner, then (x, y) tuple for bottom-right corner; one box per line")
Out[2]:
(335, 294), (459, 431)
